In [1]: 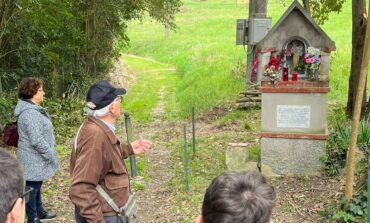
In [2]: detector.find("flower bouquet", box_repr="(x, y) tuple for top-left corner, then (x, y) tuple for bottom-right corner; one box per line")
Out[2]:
(264, 55), (281, 84)
(304, 47), (321, 81)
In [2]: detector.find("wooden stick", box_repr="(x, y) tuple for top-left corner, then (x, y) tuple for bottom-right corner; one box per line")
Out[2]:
(236, 97), (262, 103)
(345, 3), (370, 200)
(239, 91), (261, 96)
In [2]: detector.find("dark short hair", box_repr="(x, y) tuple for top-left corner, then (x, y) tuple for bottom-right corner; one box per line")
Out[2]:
(202, 171), (276, 223)
(18, 77), (44, 99)
(0, 149), (24, 223)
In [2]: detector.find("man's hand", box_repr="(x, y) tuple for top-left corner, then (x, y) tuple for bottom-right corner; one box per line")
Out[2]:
(131, 137), (152, 154)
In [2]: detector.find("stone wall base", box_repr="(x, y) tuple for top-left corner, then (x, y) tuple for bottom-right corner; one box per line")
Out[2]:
(261, 137), (325, 176)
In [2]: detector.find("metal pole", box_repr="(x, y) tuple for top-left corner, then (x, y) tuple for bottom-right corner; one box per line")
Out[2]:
(123, 113), (138, 177)
(192, 107), (196, 155)
(184, 125), (189, 192)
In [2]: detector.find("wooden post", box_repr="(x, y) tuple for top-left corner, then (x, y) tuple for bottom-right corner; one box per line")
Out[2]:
(246, 0), (267, 84)
(164, 17), (169, 38)
(246, 0), (255, 83)
(345, 3), (370, 200)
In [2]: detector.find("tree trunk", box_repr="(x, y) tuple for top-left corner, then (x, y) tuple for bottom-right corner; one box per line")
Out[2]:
(254, 0), (267, 18)
(302, 0), (311, 15)
(366, 95), (370, 118)
(345, 1), (370, 200)
(346, 0), (367, 118)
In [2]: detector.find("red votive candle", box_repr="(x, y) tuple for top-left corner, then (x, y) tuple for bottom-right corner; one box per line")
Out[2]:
(292, 71), (298, 81)
(283, 67), (289, 81)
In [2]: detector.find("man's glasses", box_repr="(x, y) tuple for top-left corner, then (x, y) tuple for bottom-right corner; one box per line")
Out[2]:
(8, 186), (34, 213)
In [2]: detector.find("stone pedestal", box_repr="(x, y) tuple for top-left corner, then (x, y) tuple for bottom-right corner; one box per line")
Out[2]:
(261, 137), (325, 176)
(260, 81), (329, 176)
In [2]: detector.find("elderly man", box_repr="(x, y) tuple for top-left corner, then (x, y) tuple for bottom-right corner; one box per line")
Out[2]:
(70, 80), (151, 223)
(196, 171), (276, 223)
(0, 149), (33, 223)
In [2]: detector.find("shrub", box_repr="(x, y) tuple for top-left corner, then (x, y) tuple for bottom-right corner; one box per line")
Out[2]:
(321, 119), (370, 176)
(320, 191), (368, 223)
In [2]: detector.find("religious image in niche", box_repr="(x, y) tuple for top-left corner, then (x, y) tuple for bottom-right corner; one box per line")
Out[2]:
(284, 40), (306, 78)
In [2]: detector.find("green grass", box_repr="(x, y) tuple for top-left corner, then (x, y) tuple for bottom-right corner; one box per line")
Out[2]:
(169, 135), (227, 222)
(125, 0), (247, 118)
(124, 0), (369, 116)
(216, 110), (245, 126)
(121, 54), (180, 122)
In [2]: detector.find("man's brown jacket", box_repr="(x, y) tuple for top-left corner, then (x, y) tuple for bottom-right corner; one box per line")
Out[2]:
(70, 117), (134, 223)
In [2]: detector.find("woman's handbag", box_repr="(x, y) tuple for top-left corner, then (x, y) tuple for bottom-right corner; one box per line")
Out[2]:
(2, 122), (19, 147)
(96, 185), (137, 223)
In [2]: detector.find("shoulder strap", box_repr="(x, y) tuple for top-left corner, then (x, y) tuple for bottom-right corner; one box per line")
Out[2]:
(96, 185), (120, 213)
(74, 123), (85, 152)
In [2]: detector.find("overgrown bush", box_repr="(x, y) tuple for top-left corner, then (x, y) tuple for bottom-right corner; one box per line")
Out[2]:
(44, 98), (85, 145)
(0, 0), (182, 97)
(0, 92), (18, 125)
(321, 118), (370, 176)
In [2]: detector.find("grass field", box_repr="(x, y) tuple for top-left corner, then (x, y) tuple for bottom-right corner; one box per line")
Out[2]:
(124, 0), (369, 120)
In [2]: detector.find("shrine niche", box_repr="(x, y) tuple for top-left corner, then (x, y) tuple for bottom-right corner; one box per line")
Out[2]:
(253, 0), (335, 83)
(283, 38), (307, 79)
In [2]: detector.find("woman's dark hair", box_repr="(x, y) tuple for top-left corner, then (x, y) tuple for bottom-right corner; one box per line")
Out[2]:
(18, 77), (44, 99)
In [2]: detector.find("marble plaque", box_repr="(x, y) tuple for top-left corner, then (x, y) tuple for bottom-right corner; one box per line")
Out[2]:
(276, 105), (310, 128)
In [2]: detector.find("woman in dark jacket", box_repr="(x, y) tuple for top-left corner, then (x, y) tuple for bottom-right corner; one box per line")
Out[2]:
(14, 77), (59, 223)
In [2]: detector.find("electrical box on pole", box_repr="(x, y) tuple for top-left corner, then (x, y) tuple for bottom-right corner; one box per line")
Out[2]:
(236, 19), (248, 45)
(236, 18), (271, 45)
(248, 18), (271, 44)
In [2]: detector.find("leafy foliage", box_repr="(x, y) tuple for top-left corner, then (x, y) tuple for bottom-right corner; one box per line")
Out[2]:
(44, 98), (85, 144)
(0, 0), (182, 97)
(278, 0), (346, 25)
(321, 117), (370, 176)
(309, 0), (346, 25)
(320, 191), (368, 222)
(0, 92), (18, 124)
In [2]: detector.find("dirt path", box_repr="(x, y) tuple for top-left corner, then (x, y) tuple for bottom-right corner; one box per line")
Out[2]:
(134, 87), (181, 222)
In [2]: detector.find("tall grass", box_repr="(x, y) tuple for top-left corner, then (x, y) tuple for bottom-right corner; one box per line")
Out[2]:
(125, 0), (247, 118)
(124, 0), (369, 118)
(122, 54), (180, 122)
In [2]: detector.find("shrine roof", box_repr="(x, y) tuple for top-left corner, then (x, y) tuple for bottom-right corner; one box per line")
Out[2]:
(257, 0), (336, 52)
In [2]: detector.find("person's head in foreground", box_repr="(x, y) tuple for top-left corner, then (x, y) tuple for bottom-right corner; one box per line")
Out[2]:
(197, 171), (276, 223)
(0, 149), (32, 223)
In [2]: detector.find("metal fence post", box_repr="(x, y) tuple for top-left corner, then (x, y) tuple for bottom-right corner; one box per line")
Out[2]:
(123, 113), (138, 177)
(192, 107), (196, 155)
(184, 125), (189, 192)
